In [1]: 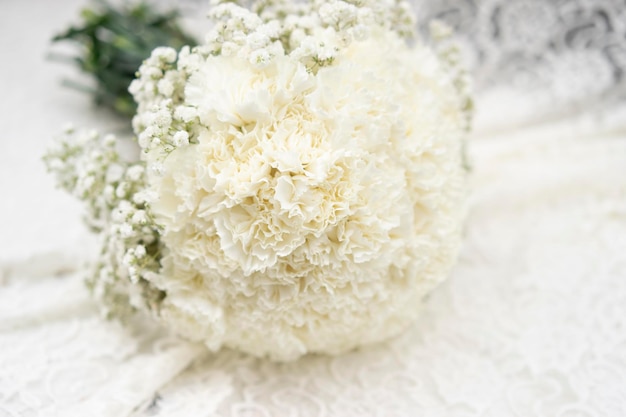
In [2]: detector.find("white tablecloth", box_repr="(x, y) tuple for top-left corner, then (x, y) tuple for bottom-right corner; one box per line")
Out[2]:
(2, 1), (626, 416)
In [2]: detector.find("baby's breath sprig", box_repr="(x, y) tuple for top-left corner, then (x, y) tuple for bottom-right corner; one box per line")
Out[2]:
(44, 127), (164, 318)
(430, 21), (474, 133)
(204, 0), (416, 71)
(430, 20), (473, 170)
(44, 126), (122, 231)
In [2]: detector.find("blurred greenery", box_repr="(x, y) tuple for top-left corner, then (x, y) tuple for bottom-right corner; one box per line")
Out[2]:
(51, 0), (197, 118)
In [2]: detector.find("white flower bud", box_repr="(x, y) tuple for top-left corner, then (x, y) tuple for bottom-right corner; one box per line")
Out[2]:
(157, 79), (175, 97)
(116, 182), (129, 198)
(153, 46), (177, 63)
(151, 163), (164, 176)
(135, 245), (147, 258)
(172, 131), (190, 147)
(131, 210), (149, 225)
(126, 165), (144, 182)
(119, 223), (134, 238)
(174, 106), (197, 123)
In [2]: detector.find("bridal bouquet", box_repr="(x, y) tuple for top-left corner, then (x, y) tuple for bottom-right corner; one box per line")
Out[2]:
(45, 0), (471, 361)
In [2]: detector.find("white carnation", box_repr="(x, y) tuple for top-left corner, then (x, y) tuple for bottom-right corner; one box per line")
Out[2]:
(140, 29), (466, 361)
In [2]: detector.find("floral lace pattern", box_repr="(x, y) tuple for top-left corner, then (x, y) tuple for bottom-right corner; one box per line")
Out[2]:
(415, 0), (626, 96)
(413, 0), (626, 132)
(2, 0), (626, 416)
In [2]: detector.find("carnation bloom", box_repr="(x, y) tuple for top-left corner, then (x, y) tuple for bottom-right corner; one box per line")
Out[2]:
(141, 28), (466, 360)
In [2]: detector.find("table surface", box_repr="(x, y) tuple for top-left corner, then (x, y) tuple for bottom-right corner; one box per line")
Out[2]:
(1, 1), (626, 416)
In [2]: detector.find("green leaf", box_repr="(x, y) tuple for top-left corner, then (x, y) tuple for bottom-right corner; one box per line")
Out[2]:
(51, 0), (198, 118)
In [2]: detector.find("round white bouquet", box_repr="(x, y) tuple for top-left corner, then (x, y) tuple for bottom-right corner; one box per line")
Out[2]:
(46, 0), (471, 361)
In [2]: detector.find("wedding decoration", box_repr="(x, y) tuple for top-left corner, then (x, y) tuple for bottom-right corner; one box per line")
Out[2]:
(51, 0), (197, 117)
(45, 0), (471, 361)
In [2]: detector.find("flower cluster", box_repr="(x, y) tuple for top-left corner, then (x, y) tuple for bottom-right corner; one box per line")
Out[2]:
(47, 0), (470, 361)
(202, 0), (416, 68)
(45, 128), (163, 317)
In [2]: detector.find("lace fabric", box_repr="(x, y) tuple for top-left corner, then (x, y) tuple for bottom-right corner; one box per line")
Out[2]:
(1, 0), (626, 416)
(414, 0), (626, 133)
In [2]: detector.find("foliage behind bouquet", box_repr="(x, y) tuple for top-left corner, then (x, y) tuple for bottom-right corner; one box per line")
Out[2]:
(52, 0), (197, 117)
